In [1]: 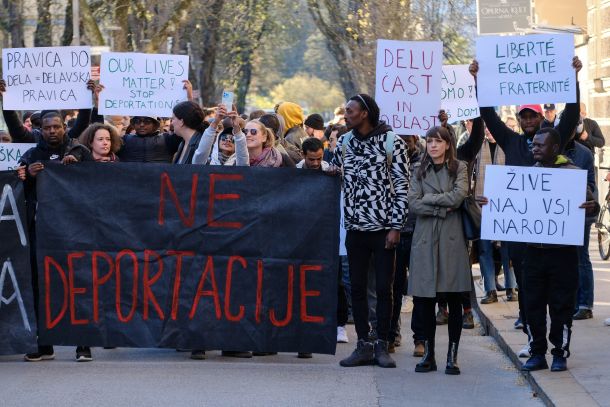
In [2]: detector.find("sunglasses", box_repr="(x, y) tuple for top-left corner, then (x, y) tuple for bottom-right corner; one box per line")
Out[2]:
(243, 128), (258, 136)
(219, 134), (234, 142)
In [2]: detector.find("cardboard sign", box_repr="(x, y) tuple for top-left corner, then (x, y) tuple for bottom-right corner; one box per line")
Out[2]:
(99, 52), (189, 118)
(35, 163), (340, 354)
(376, 40), (443, 136)
(481, 165), (587, 245)
(0, 171), (37, 355)
(1, 46), (92, 110)
(0, 143), (36, 171)
(441, 65), (479, 122)
(475, 34), (576, 107)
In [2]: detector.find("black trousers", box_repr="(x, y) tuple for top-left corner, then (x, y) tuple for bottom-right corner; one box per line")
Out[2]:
(524, 246), (578, 357)
(337, 257), (349, 327)
(509, 242), (529, 342)
(345, 230), (395, 341)
(413, 293), (463, 351)
(389, 232), (412, 342)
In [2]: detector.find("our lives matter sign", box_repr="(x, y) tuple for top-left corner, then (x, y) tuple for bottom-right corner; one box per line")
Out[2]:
(99, 52), (189, 118)
(481, 165), (586, 246)
(441, 65), (479, 122)
(0, 171), (37, 355)
(1, 46), (92, 110)
(0, 143), (36, 171)
(35, 163), (340, 354)
(375, 39), (443, 136)
(476, 34), (576, 107)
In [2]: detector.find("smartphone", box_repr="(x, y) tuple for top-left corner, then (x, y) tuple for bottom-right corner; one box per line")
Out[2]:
(221, 90), (234, 113)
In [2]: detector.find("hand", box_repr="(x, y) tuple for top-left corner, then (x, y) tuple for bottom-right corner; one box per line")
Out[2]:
(468, 60), (479, 79)
(87, 79), (96, 93)
(475, 196), (489, 206)
(93, 84), (105, 107)
(183, 80), (193, 101)
(580, 200), (597, 215)
(579, 130), (588, 141)
(438, 110), (448, 127)
(324, 164), (342, 176)
(228, 111), (242, 134)
(62, 155), (79, 165)
(0, 79), (6, 94)
(15, 165), (26, 181)
(385, 229), (400, 250)
(27, 162), (44, 178)
(572, 56), (582, 76)
(211, 104), (227, 130)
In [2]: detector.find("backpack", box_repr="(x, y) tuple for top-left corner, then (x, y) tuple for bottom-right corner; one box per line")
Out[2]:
(341, 131), (396, 195)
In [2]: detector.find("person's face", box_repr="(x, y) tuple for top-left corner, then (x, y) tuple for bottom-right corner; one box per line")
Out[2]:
(304, 125), (314, 137)
(518, 110), (542, 135)
(329, 130), (339, 151)
(41, 117), (65, 146)
(0, 132), (11, 143)
(161, 119), (171, 133)
(91, 129), (112, 157)
(344, 100), (367, 130)
(304, 148), (324, 170)
(170, 114), (183, 134)
(544, 109), (556, 122)
(402, 135), (417, 153)
(531, 133), (558, 164)
(132, 117), (158, 136)
(426, 136), (449, 161)
(244, 123), (266, 150)
(465, 119), (473, 133)
(580, 103), (587, 118)
(218, 133), (235, 155)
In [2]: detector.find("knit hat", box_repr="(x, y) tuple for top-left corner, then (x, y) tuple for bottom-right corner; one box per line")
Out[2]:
(277, 102), (304, 132)
(304, 113), (325, 131)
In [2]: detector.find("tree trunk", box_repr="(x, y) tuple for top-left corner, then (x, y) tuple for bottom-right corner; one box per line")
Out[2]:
(199, 0), (225, 106)
(34, 0), (51, 46)
(145, 0), (195, 53)
(113, 0), (130, 51)
(80, 0), (105, 45)
(8, 0), (24, 47)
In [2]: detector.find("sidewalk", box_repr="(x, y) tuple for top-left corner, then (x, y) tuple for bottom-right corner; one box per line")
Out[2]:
(472, 231), (610, 407)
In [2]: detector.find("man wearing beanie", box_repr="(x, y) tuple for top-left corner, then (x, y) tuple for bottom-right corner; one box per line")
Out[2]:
(305, 113), (326, 140)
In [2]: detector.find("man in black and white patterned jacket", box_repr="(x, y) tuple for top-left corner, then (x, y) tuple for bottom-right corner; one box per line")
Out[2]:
(332, 94), (410, 369)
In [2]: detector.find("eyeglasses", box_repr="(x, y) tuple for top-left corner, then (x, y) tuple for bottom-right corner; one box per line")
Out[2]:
(243, 128), (258, 136)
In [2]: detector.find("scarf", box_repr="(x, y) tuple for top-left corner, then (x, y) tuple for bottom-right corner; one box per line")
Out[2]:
(250, 147), (283, 167)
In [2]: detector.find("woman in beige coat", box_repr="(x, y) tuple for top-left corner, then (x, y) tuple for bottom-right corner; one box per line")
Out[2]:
(408, 126), (470, 375)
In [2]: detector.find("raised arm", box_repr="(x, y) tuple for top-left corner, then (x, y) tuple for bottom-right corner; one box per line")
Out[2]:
(555, 57), (583, 150)
(192, 125), (217, 164)
(457, 117), (485, 163)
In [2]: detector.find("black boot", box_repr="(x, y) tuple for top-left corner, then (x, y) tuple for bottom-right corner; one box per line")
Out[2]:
(374, 340), (396, 368)
(445, 342), (460, 375)
(415, 340), (436, 372)
(339, 339), (374, 367)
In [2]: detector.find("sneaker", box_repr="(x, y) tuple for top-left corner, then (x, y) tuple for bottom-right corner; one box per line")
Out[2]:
(518, 345), (531, 358)
(551, 355), (567, 372)
(24, 346), (55, 362)
(514, 318), (524, 330)
(436, 308), (448, 325)
(573, 309), (593, 320)
(522, 354), (548, 371)
(337, 326), (349, 343)
(462, 311), (475, 329)
(75, 346), (93, 362)
(339, 339), (374, 367)
(190, 350), (206, 360)
(480, 290), (498, 304)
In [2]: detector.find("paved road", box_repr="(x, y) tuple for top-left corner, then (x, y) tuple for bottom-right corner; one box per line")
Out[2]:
(0, 313), (542, 407)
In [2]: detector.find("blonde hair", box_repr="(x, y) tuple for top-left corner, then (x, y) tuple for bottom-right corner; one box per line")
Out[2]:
(248, 119), (275, 149)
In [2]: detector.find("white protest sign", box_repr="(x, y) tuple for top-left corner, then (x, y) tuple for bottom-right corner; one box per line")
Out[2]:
(375, 40), (443, 136)
(481, 165), (586, 246)
(475, 34), (576, 107)
(441, 65), (479, 122)
(1, 46), (92, 110)
(0, 143), (36, 171)
(99, 52), (189, 117)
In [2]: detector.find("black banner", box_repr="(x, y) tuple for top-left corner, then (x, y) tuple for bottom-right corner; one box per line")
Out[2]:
(36, 163), (340, 354)
(0, 171), (37, 355)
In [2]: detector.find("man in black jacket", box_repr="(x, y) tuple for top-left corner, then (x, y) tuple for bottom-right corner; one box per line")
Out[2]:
(469, 56), (583, 357)
(576, 103), (605, 153)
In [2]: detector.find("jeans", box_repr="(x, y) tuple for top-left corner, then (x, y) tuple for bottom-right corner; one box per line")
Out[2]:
(345, 230), (395, 341)
(577, 222), (594, 310)
(478, 240), (517, 292)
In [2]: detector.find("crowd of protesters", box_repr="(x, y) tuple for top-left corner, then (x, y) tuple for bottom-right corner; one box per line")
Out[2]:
(1, 52), (609, 374)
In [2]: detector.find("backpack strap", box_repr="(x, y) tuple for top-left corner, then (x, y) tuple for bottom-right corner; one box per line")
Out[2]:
(340, 132), (354, 176)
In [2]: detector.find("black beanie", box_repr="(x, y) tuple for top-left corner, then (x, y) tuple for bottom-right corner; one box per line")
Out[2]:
(304, 113), (325, 131)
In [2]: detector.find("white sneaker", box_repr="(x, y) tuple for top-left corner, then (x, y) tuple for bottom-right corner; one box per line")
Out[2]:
(604, 318), (610, 326)
(337, 326), (349, 343)
(518, 345), (530, 358)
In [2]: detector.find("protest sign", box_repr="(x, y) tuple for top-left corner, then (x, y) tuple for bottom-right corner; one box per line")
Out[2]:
(441, 65), (479, 122)
(0, 171), (37, 355)
(481, 165), (587, 245)
(1, 46), (92, 110)
(375, 40), (443, 136)
(0, 143), (36, 171)
(35, 163), (340, 354)
(99, 52), (189, 118)
(475, 34), (576, 107)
